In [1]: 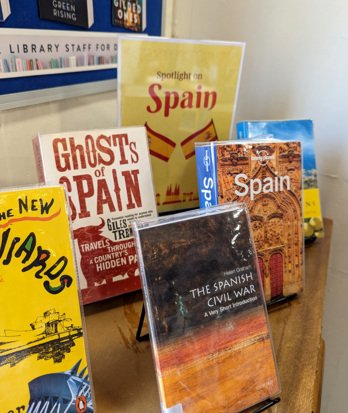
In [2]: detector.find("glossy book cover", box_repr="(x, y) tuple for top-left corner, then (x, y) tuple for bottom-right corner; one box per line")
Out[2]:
(236, 119), (324, 242)
(133, 204), (280, 413)
(38, 0), (94, 28)
(196, 140), (304, 303)
(33, 126), (157, 304)
(0, 186), (94, 412)
(118, 36), (245, 213)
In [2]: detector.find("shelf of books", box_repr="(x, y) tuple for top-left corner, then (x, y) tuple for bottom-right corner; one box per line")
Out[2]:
(0, 28), (118, 78)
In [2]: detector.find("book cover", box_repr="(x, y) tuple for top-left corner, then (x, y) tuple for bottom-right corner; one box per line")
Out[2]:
(33, 126), (157, 304)
(38, 0), (94, 28)
(118, 36), (245, 213)
(196, 140), (304, 304)
(133, 204), (280, 413)
(0, 185), (95, 412)
(236, 119), (324, 241)
(112, 0), (146, 32)
(0, 0), (11, 22)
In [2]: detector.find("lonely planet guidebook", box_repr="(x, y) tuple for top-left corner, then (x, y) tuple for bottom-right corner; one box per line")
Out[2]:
(133, 204), (280, 413)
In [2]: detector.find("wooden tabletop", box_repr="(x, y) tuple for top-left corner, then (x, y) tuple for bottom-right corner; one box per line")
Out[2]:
(84, 218), (333, 413)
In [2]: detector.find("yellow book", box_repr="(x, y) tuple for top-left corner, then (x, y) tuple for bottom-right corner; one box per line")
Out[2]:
(0, 185), (95, 412)
(118, 36), (245, 213)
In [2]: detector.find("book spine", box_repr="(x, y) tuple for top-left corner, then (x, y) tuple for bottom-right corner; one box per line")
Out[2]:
(195, 144), (218, 208)
(236, 121), (250, 139)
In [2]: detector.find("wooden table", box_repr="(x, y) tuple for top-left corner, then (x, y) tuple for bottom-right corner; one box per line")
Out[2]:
(84, 218), (332, 413)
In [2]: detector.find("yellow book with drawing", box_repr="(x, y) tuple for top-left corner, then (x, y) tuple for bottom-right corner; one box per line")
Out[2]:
(0, 185), (95, 412)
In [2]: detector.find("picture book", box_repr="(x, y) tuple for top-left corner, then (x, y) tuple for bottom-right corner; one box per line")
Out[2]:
(133, 204), (280, 413)
(38, 0), (94, 28)
(118, 36), (245, 213)
(0, 185), (95, 412)
(0, 0), (11, 22)
(236, 119), (324, 241)
(112, 0), (146, 32)
(33, 126), (157, 304)
(196, 139), (304, 304)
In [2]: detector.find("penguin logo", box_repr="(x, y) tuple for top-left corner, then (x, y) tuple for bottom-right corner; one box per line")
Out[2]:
(76, 395), (87, 413)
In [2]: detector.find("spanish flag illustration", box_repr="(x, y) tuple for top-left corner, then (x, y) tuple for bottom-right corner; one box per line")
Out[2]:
(145, 122), (176, 162)
(181, 119), (218, 159)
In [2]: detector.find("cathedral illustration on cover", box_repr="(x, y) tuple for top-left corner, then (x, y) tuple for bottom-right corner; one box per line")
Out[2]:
(196, 140), (303, 303)
(133, 204), (280, 413)
(0, 185), (94, 412)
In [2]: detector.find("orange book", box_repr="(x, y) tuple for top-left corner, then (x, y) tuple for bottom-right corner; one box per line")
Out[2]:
(196, 139), (304, 303)
(133, 204), (280, 412)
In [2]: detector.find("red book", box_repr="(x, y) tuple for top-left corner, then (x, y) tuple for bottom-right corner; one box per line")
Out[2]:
(33, 126), (157, 304)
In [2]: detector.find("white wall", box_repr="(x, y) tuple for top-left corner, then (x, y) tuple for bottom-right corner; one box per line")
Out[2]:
(0, 91), (117, 188)
(171, 1), (348, 412)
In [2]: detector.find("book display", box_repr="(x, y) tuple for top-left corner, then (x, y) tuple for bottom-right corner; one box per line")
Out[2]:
(0, 185), (95, 412)
(0, 7), (332, 410)
(196, 139), (304, 304)
(237, 119), (324, 242)
(112, 0), (147, 32)
(38, 0), (94, 28)
(118, 36), (245, 213)
(33, 126), (157, 304)
(0, 0), (10, 22)
(133, 204), (280, 413)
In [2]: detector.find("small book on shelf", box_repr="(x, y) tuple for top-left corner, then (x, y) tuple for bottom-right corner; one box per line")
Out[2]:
(38, 0), (94, 28)
(33, 126), (157, 304)
(195, 138), (304, 305)
(0, 185), (95, 411)
(133, 203), (280, 413)
(236, 119), (324, 242)
(0, 0), (11, 21)
(112, 0), (147, 32)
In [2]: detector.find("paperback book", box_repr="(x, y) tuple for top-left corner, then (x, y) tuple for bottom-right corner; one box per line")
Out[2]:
(112, 0), (146, 32)
(38, 0), (94, 28)
(196, 139), (304, 304)
(133, 204), (280, 413)
(118, 36), (245, 213)
(0, 185), (95, 412)
(33, 126), (157, 304)
(0, 0), (11, 21)
(236, 119), (324, 241)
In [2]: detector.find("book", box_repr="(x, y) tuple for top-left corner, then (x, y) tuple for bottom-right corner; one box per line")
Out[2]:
(196, 139), (304, 304)
(33, 126), (157, 304)
(133, 204), (280, 413)
(112, 0), (147, 32)
(236, 119), (324, 242)
(0, 0), (11, 22)
(0, 185), (95, 412)
(38, 0), (94, 29)
(118, 36), (245, 213)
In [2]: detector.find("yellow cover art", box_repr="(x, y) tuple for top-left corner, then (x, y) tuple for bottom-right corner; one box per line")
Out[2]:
(0, 186), (93, 412)
(118, 37), (245, 213)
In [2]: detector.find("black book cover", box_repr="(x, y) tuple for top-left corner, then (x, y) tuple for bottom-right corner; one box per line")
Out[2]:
(133, 204), (280, 412)
(38, 0), (94, 29)
(112, 0), (146, 32)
